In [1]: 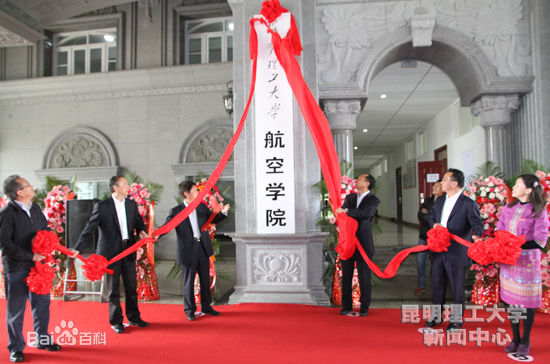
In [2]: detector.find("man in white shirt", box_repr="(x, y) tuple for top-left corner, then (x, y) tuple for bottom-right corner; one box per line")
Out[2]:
(165, 181), (230, 321)
(335, 174), (380, 316)
(425, 169), (483, 331)
(74, 176), (149, 334)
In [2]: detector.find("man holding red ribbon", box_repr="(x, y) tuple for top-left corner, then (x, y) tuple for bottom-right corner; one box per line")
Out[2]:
(426, 169), (483, 330)
(0, 176), (61, 362)
(72, 175), (149, 334)
(164, 181), (229, 321)
(335, 174), (380, 317)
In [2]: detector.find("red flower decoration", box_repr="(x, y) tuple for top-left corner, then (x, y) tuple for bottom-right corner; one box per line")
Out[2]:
(468, 240), (496, 265)
(32, 230), (60, 257)
(260, 0), (288, 23)
(492, 230), (525, 265)
(82, 254), (113, 282)
(26, 262), (56, 295)
(427, 225), (451, 252)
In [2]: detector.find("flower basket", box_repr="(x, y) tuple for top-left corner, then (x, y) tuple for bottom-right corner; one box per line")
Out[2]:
(538, 289), (550, 314)
(471, 276), (500, 306)
(330, 257), (361, 308)
(50, 260), (77, 297)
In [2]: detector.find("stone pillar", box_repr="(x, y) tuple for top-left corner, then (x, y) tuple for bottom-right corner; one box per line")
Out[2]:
(228, 0), (329, 305)
(323, 100), (361, 175)
(471, 95), (520, 171)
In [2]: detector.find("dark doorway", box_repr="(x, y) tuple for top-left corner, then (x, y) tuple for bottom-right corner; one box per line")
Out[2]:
(395, 167), (403, 223)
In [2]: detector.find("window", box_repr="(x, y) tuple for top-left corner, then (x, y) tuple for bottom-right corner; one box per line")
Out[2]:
(76, 182), (109, 200)
(405, 139), (415, 161)
(54, 28), (117, 76)
(184, 17), (233, 64)
(417, 131), (427, 156)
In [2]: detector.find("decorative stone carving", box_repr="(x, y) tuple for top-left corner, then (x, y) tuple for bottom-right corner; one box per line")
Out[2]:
(318, 3), (407, 83)
(0, 25), (33, 47)
(317, 0), (531, 85)
(185, 127), (233, 163)
(323, 100), (361, 116)
(43, 126), (118, 169)
(435, 0), (529, 77)
(471, 95), (520, 127)
(51, 136), (106, 168)
(411, 6), (436, 47)
(138, 0), (160, 25)
(252, 250), (302, 284)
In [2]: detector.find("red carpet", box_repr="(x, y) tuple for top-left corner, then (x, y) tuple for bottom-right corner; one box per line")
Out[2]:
(1, 299), (549, 363)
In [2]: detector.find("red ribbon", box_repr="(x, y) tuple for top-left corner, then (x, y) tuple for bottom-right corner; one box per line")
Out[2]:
(147, 201), (155, 267)
(25, 262), (56, 295)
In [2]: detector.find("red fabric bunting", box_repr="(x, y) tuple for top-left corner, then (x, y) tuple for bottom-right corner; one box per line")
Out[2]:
(26, 262), (56, 295)
(492, 230), (524, 265)
(467, 240), (497, 266)
(427, 225), (452, 252)
(32, 230), (60, 257)
(82, 254), (113, 282)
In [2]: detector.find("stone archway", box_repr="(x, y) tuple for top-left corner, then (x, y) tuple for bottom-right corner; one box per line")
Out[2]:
(357, 25), (531, 106)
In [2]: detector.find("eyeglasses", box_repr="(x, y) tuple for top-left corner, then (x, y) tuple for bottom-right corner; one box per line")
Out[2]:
(17, 184), (32, 191)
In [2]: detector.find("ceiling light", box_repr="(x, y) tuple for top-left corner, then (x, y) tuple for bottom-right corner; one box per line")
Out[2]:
(104, 34), (115, 42)
(380, 94), (387, 99)
(362, 129), (368, 133)
(354, 146), (358, 150)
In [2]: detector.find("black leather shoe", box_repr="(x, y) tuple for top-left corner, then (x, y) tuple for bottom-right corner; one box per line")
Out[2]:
(425, 320), (437, 328)
(186, 314), (196, 321)
(339, 309), (351, 315)
(111, 324), (125, 333)
(36, 343), (61, 351)
(359, 307), (369, 317)
(446, 322), (463, 331)
(128, 319), (150, 327)
(201, 308), (220, 316)
(9, 351), (24, 363)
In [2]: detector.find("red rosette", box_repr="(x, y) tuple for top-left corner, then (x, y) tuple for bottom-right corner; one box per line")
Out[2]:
(82, 254), (113, 282)
(493, 230), (525, 265)
(26, 262), (56, 295)
(467, 240), (496, 265)
(32, 230), (59, 257)
(427, 225), (451, 252)
(260, 0), (288, 23)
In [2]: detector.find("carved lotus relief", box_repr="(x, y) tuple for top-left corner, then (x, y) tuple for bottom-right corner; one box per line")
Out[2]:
(252, 250), (302, 284)
(51, 136), (107, 168)
(186, 127), (233, 163)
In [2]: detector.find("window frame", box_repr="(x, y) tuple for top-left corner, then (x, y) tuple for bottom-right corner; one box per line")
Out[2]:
(53, 28), (117, 76)
(46, 14), (123, 76)
(174, 3), (233, 66)
(183, 16), (233, 65)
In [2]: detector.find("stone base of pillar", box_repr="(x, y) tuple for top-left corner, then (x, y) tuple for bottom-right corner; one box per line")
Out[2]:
(228, 233), (330, 306)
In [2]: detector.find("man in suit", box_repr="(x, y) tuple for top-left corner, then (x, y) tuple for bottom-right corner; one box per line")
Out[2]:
(73, 175), (149, 334)
(335, 174), (380, 317)
(415, 180), (444, 296)
(0, 175), (61, 363)
(165, 181), (229, 321)
(426, 168), (483, 330)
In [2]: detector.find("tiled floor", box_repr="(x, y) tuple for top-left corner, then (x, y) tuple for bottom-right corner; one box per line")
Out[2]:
(57, 220), (439, 308)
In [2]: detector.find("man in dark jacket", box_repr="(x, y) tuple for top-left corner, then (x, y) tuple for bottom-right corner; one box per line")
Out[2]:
(165, 181), (229, 321)
(415, 180), (443, 296)
(0, 175), (61, 363)
(335, 174), (380, 317)
(73, 175), (149, 334)
(426, 169), (483, 331)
